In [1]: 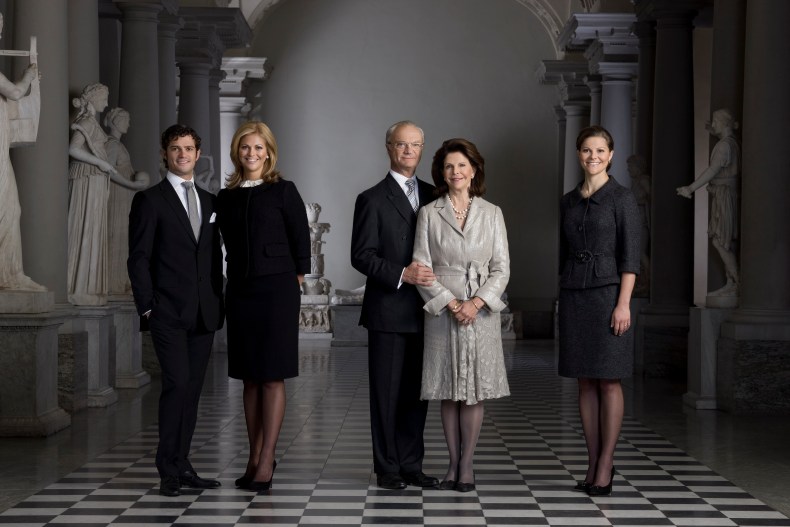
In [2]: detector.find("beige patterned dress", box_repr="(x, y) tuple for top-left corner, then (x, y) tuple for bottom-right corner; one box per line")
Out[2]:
(413, 195), (510, 404)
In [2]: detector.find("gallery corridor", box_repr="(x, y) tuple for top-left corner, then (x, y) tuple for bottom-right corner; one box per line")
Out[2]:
(1, 340), (788, 526)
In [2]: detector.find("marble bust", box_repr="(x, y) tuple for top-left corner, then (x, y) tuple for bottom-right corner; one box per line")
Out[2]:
(676, 108), (740, 302)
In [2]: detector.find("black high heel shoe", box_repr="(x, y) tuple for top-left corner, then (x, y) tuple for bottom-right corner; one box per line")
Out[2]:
(573, 480), (592, 493)
(587, 466), (615, 497)
(245, 460), (277, 492)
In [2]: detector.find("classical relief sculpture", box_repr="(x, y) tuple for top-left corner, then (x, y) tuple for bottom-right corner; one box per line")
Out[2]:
(0, 13), (43, 292)
(104, 107), (148, 297)
(676, 108), (740, 301)
(67, 84), (147, 305)
(627, 155), (651, 297)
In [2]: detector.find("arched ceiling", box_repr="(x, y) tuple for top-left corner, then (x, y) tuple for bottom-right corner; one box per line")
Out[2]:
(223, 0), (566, 58)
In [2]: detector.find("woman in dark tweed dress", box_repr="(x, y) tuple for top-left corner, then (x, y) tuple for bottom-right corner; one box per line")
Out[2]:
(217, 122), (310, 491)
(558, 126), (640, 496)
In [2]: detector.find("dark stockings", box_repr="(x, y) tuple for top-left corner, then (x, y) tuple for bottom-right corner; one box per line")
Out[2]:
(578, 378), (623, 487)
(440, 400), (484, 484)
(242, 379), (286, 482)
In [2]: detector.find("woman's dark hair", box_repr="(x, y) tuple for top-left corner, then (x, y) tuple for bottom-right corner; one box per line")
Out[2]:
(430, 138), (486, 197)
(576, 125), (614, 170)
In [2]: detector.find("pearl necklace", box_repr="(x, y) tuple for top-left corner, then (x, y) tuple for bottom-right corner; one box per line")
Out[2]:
(449, 195), (472, 220)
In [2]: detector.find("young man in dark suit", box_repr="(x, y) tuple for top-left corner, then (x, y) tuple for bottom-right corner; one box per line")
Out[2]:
(127, 125), (224, 497)
(351, 121), (439, 490)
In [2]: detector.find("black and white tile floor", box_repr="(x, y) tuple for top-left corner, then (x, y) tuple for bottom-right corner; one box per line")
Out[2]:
(2, 341), (788, 526)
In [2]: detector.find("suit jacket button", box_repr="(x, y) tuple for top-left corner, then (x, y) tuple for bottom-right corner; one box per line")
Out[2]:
(402, 235), (406, 240)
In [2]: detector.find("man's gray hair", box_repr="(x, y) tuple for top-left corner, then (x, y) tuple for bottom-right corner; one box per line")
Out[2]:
(385, 121), (424, 145)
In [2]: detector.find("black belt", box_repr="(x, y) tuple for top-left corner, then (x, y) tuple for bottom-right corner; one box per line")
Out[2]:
(572, 250), (601, 263)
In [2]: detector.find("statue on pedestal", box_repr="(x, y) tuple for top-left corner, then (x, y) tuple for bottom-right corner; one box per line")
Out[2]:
(68, 84), (148, 306)
(677, 108), (740, 303)
(0, 12), (43, 292)
(104, 107), (148, 297)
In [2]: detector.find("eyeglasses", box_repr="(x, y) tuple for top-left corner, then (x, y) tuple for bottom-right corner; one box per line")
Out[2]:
(387, 142), (424, 151)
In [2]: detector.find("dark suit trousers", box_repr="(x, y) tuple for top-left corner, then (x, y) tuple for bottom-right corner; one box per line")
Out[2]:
(368, 330), (428, 475)
(149, 314), (214, 478)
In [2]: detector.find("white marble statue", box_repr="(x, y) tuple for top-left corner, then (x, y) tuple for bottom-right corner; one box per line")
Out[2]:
(104, 107), (148, 297)
(0, 12), (42, 291)
(67, 84), (148, 305)
(628, 154), (651, 297)
(677, 108), (740, 299)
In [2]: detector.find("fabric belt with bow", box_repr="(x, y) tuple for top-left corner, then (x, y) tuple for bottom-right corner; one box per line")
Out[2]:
(433, 261), (488, 299)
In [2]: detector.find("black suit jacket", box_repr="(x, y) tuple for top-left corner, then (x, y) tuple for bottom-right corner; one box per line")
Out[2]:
(351, 173), (435, 333)
(127, 178), (224, 331)
(216, 179), (311, 281)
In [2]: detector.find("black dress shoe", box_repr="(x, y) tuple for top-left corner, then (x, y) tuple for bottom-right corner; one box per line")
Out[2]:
(573, 480), (592, 492)
(455, 481), (476, 493)
(159, 476), (181, 497)
(235, 474), (253, 489)
(402, 471), (439, 488)
(245, 460), (277, 492)
(438, 479), (456, 490)
(376, 473), (407, 490)
(237, 460), (276, 489)
(587, 466), (615, 497)
(179, 470), (221, 489)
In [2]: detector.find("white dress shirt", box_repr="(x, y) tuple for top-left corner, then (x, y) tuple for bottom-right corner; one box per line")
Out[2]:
(166, 171), (202, 223)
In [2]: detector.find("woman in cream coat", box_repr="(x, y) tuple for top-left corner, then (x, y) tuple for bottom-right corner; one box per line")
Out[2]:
(412, 138), (510, 492)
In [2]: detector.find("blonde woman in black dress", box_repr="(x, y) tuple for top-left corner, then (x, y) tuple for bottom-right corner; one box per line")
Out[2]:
(217, 122), (310, 491)
(558, 126), (640, 496)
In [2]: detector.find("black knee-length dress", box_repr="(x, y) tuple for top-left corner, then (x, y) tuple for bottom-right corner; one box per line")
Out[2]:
(216, 178), (311, 382)
(558, 178), (641, 379)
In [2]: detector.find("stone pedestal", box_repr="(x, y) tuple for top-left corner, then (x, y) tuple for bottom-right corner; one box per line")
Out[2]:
(0, 290), (55, 314)
(58, 331), (88, 413)
(683, 306), (733, 410)
(111, 300), (150, 389)
(635, 306), (689, 379)
(0, 310), (74, 436)
(330, 305), (366, 347)
(299, 305), (332, 334)
(70, 305), (119, 407)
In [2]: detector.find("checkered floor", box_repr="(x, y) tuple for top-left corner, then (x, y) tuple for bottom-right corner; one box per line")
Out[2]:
(2, 342), (788, 526)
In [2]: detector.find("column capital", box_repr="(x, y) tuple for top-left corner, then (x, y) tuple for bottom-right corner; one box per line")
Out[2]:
(113, 0), (177, 17)
(178, 6), (252, 52)
(634, 0), (710, 26)
(221, 57), (271, 96)
(158, 13), (183, 38)
(558, 12), (637, 52)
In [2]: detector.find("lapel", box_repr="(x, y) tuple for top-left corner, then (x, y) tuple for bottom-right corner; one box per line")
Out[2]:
(159, 178), (198, 244)
(436, 195), (463, 236)
(384, 173), (416, 226)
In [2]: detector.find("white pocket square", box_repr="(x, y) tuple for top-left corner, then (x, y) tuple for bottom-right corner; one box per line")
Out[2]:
(209, 212), (216, 223)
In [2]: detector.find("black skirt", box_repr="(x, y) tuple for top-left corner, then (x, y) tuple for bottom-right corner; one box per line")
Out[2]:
(226, 272), (301, 382)
(558, 284), (633, 379)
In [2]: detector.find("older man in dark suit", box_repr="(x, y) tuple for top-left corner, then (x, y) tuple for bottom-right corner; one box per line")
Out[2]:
(127, 125), (224, 497)
(351, 121), (439, 490)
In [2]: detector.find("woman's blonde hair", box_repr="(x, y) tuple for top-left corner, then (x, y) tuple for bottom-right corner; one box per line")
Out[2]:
(226, 121), (280, 188)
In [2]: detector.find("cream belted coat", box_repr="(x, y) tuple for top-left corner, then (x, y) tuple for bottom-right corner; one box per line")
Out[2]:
(412, 195), (510, 404)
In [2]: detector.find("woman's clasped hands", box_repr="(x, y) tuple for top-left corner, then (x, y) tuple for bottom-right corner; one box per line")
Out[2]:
(447, 298), (481, 326)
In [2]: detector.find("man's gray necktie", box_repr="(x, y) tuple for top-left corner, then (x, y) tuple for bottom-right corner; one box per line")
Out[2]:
(405, 179), (419, 213)
(182, 181), (200, 241)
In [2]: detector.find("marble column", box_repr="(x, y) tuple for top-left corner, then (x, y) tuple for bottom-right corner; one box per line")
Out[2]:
(718, 0), (790, 414)
(11, 0), (70, 300)
(585, 75), (602, 125)
(553, 105), (566, 198)
(633, 19), (656, 169)
(635, 5), (698, 378)
(219, 97), (247, 185)
(118, 1), (163, 184)
(68, 0), (100, 97)
(599, 71), (635, 187)
(177, 61), (212, 155)
(562, 104), (587, 193)
(208, 68), (224, 190)
(98, 0), (122, 110)
(158, 14), (182, 136)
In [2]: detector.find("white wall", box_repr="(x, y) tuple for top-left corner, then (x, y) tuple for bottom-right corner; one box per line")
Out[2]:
(249, 0), (560, 313)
